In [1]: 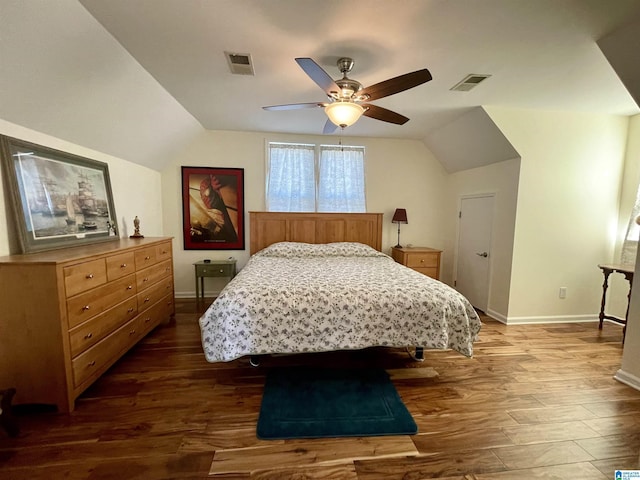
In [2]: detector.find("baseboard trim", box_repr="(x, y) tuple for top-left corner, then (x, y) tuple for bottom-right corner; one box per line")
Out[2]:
(503, 314), (599, 325)
(175, 291), (222, 299)
(614, 369), (640, 392)
(485, 309), (507, 324)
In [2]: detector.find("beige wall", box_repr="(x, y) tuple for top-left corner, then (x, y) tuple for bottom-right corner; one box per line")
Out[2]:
(161, 130), (450, 297)
(447, 158), (520, 321)
(0, 119), (164, 257)
(486, 107), (629, 323)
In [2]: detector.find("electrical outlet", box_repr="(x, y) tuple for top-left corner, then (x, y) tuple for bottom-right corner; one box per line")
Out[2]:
(559, 287), (567, 299)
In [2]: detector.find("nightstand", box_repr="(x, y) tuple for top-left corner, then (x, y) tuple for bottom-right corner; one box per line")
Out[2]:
(391, 246), (442, 280)
(194, 259), (237, 305)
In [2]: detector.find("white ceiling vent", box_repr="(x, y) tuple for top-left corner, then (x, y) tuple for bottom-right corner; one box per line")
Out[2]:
(225, 52), (255, 75)
(450, 74), (491, 92)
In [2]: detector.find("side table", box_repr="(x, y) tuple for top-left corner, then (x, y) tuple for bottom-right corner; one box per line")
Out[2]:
(194, 259), (237, 306)
(597, 263), (633, 343)
(391, 246), (442, 280)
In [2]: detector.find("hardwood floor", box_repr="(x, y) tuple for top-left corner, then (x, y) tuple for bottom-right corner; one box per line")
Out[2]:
(1, 299), (639, 479)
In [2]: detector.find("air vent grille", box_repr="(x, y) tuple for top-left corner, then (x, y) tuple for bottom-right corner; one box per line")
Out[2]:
(225, 52), (254, 75)
(450, 74), (491, 92)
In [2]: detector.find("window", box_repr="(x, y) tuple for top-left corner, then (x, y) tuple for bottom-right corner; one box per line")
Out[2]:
(266, 142), (366, 212)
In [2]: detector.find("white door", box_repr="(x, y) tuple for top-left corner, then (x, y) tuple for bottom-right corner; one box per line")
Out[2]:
(456, 195), (494, 312)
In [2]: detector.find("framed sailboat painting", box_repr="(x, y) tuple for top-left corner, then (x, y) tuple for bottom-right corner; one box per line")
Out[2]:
(0, 135), (119, 253)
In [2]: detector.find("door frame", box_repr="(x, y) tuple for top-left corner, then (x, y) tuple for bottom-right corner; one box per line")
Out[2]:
(453, 192), (496, 312)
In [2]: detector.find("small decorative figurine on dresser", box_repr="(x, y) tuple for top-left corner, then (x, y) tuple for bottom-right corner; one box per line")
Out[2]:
(129, 215), (144, 239)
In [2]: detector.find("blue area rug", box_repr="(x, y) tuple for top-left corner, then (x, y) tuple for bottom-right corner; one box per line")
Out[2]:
(256, 367), (417, 440)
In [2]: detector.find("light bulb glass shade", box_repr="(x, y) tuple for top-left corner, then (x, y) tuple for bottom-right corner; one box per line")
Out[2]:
(325, 102), (365, 127)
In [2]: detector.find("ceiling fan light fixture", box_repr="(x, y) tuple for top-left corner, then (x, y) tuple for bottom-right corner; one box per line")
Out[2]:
(325, 102), (365, 128)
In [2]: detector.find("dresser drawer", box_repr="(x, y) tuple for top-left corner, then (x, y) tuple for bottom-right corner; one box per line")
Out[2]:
(195, 263), (235, 277)
(68, 297), (138, 357)
(67, 274), (137, 329)
(412, 267), (439, 279)
(137, 277), (174, 313)
(138, 293), (174, 335)
(136, 259), (172, 291)
(155, 242), (172, 263)
(406, 252), (439, 269)
(106, 251), (136, 281)
(134, 246), (159, 270)
(72, 315), (142, 388)
(64, 258), (107, 297)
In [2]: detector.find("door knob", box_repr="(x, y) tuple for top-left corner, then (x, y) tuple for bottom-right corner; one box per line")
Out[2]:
(476, 252), (488, 258)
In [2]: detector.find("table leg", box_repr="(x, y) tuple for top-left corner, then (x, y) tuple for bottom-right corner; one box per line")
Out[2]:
(598, 269), (613, 330)
(200, 277), (205, 303)
(623, 272), (633, 343)
(195, 273), (200, 306)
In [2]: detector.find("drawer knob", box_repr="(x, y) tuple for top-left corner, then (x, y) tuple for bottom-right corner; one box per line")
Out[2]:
(145, 255), (151, 260)
(144, 317), (151, 323)
(88, 361), (96, 367)
(143, 277), (149, 282)
(127, 308), (135, 313)
(121, 263), (127, 268)
(84, 333), (93, 339)
(420, 259), (424, 263)
(86, 273), (94, 279)
(161, 250), (167, 254)
(219, 269), (224, 273)
(129, 329), (136, 335)
(144, 297), (150, 303)
(166, 267), (171, 272)
(127, 285), (133, 290)
(82, 305), (90, 311)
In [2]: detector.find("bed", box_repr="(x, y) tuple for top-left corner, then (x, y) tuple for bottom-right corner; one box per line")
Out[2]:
(198, 212), (481, 363)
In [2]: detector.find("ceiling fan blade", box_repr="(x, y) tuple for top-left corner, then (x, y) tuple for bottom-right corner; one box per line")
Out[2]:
(295, 58), (341, 95)
(262, 102), (325, 111)
(359, 69), (432, 101)
(322, 118), (338, 134)
(362, 104), (409, 125)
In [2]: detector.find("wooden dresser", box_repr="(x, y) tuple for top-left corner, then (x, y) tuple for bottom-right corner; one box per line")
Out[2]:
(0, 237), (174, 412)
(391, 246), (442, 280)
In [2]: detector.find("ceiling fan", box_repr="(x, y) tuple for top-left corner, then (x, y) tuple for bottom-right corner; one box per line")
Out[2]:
(263, 57), (432, 134)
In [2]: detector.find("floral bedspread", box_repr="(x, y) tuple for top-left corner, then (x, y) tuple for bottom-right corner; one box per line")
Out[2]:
(199, 242), (481, 362)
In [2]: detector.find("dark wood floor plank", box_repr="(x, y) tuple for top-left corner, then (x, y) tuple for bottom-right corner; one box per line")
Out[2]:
(354, 449), (507, 479)
(492, 440), (595, 469)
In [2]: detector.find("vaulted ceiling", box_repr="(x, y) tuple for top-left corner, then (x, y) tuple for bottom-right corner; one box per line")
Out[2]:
(1, 1), (639, 171)
(80, 0), (640, 140)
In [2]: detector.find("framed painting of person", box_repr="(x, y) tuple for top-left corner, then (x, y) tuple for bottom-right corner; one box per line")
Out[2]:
(181, 166), (244, 250)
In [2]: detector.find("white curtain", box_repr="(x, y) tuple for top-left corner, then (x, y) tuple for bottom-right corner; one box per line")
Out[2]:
(318, 146), (366, 212)
(267, 143), (316, 212)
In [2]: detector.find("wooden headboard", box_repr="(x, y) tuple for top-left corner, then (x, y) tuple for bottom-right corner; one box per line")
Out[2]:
(249, 212), (383, 254)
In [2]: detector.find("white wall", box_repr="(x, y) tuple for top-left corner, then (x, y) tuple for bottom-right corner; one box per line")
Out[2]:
(447, 158), (520, 321)
(486, 107), (629, 323)
(0, 120), (164, 257)
(161, 130), (450, 297)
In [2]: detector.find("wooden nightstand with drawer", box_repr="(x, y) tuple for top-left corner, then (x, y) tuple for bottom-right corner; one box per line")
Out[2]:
(391, 246), (442, 280)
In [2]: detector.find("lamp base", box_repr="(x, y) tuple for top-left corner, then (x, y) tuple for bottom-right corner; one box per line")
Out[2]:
(394, 243), (402, 248)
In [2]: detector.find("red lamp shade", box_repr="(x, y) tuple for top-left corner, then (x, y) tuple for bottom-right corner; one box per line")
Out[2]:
(392, 208), (408, 224)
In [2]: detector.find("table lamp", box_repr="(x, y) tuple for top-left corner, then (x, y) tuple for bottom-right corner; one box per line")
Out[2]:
(392, 208), (408, 248)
